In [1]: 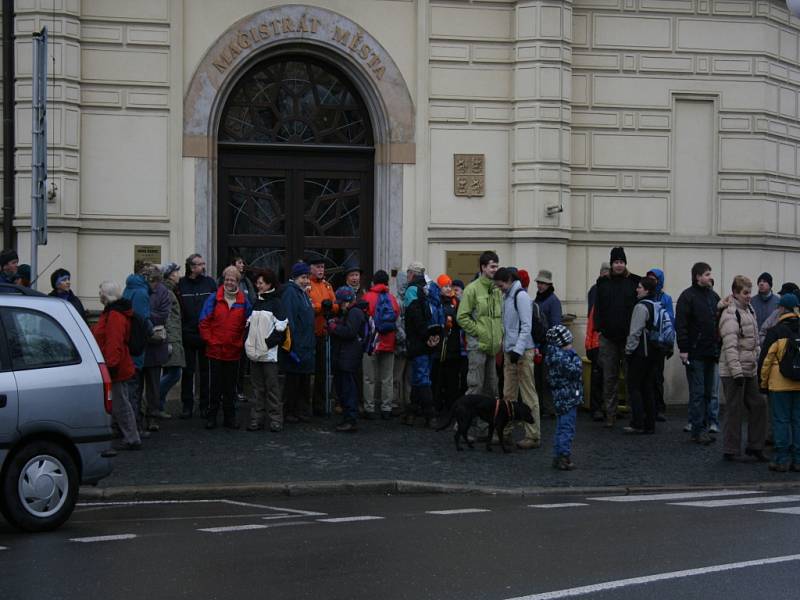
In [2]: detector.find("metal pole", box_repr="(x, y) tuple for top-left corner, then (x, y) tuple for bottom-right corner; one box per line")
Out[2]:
(30, 27), (47, 289)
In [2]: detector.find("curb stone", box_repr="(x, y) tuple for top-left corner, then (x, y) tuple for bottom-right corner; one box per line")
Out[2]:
(78, 479), (800, 502)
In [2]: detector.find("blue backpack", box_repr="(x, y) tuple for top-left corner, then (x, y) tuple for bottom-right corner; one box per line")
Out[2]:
(373, 292), (397, 334)
(642, 299), (675, 352)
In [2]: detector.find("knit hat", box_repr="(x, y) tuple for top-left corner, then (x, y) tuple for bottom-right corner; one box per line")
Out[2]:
(546, 324), (573, 347)
(406, 261), (425, 275)
(335, 286), (355, 303)
(535, 269), (553, 285)
(779, 293), (798, 309)
(452, 279), (465, 290)
(345, 266), (362, 276)
(600, 262), (611, 273)
(0, 248), (18, 268)
(17, 264), (31, 281)
(436, 274), (452, 288)
(50, 268), (71, 289)
(758, 272), (773, 288)
(290, 261), (310, 279)
(779, 282), (799, 296)
(518, 269), (531, 290)
(161, 262), (180, 279)
(610, 247), (627, 264)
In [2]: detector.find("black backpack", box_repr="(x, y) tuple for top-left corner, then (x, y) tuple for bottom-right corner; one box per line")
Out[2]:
(128, 313), (149, 356)
(514, 289), (547, 345)
(778, 327), (800, 381)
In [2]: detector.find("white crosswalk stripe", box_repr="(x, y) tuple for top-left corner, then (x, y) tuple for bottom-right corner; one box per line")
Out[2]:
(425, 508), (491, 515)
(317, 516), (385, 523)
(671, 495), (800, 508)
(760, 506), (800, 515)
(70, 534), (137, 543)
(529, 503), (589, 509)
(588, 490), (762, 503)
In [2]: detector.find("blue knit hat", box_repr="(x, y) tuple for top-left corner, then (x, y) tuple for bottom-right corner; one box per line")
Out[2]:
(335, 286), (354, 303)
(779, 293), (798, 309)
(290, 261), (310, 279)
(546, 324), (573, 347)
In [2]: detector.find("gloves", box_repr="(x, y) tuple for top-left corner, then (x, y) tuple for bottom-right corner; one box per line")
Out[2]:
(508, 351), (521, 364)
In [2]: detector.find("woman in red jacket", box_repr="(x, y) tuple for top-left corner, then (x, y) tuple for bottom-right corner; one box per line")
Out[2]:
(92, 280), (141, 451)
(199, 266), (252, 429)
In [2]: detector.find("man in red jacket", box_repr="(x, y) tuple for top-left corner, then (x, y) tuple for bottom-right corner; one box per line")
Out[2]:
(362, 270), (401, 419)
(199, 266), (252, 429)
(92, 280), (141, 451)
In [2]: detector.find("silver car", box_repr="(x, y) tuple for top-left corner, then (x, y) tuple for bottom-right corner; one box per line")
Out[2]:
(0, 284), (113, 532)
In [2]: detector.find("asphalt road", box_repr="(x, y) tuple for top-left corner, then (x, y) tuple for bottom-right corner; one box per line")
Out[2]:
(2, 489), (800, 600)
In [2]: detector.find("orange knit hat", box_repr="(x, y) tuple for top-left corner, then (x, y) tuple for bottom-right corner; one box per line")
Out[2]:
(437, 274), (452, 288)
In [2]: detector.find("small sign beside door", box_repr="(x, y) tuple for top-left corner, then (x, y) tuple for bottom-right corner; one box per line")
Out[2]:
(134, 245), (162, 271)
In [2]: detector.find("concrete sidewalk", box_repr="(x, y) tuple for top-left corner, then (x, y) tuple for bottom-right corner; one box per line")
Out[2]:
(85, 402), (798, 496)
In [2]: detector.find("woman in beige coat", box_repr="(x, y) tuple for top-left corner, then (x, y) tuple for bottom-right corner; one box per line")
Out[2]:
(718, 275), (768, 462)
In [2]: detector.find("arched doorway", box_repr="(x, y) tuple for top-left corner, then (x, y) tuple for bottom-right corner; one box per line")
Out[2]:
(217, 54), (374, 284)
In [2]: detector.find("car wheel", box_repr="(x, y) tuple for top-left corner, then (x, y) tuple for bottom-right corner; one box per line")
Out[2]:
(1, 441), (79, 532)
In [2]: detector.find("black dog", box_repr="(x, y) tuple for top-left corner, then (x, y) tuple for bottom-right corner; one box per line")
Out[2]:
(436, 394), (535, 453)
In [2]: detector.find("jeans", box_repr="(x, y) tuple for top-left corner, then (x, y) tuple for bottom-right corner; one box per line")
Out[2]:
(769, 390), (800, 465)
(685, 358), (718, 436)
(159, 366), (182, 410)
(181, 341), (209, 413)
(411, 354), (433, 387)
(334, 369), (358, 423)
(554, 407), (577, 457)
(125, 370), (144, 431)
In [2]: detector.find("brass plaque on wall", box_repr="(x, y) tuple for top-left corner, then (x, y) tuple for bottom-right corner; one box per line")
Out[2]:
(453, 154), (485, 197)
(446, 251), (486, 284)
(134, 245), (162, 271)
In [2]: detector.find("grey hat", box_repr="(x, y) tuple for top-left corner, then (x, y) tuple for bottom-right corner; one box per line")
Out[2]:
(600, 262), (611, 273)
(535, 269), (553, 285)
(161, 262), (180, 279)
(406, 261), (426, 275)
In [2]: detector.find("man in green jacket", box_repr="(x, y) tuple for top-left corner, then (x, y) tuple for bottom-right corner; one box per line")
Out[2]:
(457, 251), (503, 410)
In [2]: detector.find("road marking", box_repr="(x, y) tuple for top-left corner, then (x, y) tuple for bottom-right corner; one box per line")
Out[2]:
(0, 546), (7, 551)
(219, 499), (327, 516)
(672, 495), (800, 508)
(425, 508), (491, 515)
(761, 506), (800, 515)
(77, 499), (327, 517)
(199, 521), (314, 533)
(70, 534), (138, 543)
(503, 553), (800, 600)
(529, 503), (589, 509)
(316, 516), (385, 523)
(588, 490), (762, 503)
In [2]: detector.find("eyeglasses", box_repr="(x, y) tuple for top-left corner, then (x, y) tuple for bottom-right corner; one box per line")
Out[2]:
(192, 262), (206, 267)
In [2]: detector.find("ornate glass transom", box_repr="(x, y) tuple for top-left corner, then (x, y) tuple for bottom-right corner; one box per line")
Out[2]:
(219, 57), (372, 145)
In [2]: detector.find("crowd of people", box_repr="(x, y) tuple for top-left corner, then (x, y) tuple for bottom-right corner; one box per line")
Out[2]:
(1, 244), (799, 473)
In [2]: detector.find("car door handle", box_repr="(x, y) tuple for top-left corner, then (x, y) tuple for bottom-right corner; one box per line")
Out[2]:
(0, 395), (6, 408)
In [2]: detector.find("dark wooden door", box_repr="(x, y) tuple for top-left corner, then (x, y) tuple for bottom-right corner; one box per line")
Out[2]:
(218, 146), (373, 285)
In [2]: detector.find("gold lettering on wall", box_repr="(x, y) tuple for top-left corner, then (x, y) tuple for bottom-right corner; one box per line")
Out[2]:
(211, 14), (386, 81)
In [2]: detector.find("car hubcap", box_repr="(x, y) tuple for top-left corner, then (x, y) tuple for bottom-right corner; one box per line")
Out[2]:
(18, 455), (69, 518)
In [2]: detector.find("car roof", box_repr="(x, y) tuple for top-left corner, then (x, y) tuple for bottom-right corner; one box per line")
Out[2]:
(0, 283), (47, 297)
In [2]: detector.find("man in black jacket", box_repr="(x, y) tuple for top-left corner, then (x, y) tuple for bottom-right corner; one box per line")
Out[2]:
(675, 262), (721, 445)
(177, 253), (218, 419)
(594, 247), (640, 427)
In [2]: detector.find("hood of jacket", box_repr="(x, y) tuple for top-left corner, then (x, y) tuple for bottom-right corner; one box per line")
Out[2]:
(107, 297), (133, 315)
(648, 269), (665, 293)
(125, 273), (151, 294)
(368, 283), (390, 295)
(403, 276), (425, 308)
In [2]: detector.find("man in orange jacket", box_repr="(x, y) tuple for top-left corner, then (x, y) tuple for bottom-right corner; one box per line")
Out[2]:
(308, 258), (338, 414)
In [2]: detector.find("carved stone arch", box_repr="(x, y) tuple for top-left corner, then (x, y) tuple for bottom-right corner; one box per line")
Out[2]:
(183, 5), (415, 272)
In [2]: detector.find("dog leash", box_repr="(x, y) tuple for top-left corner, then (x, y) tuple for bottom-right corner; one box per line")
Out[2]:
(494, 398), (515, 421)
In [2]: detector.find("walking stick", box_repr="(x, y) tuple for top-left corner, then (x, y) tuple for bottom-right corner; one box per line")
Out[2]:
(324, 333), (332, 415)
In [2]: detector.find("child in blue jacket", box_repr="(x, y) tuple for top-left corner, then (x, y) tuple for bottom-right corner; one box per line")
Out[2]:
(545, 325), (584, 470)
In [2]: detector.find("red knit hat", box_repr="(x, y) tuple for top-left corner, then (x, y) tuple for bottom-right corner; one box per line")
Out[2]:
(518, 269), (531, 290)
(437, 274), (452, 288)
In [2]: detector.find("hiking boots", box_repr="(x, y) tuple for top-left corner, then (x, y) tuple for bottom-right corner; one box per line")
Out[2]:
(556, 455), (575, 471)
(692, 432), (714, 445)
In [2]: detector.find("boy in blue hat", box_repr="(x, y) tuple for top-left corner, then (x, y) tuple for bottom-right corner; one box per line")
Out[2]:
(328, 286), (368, 432)
(545, 324), (584, 470)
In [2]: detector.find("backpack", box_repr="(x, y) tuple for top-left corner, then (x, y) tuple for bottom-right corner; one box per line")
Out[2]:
(516, 289), (547, 345)
(373, 292), (397, 333)
(642, 299), (675, 352)
(128, 312), (149, 356)
(778, 327), (800, 381)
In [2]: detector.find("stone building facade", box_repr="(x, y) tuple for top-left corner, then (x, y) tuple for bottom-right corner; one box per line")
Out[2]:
(2, 0), (800, 398)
